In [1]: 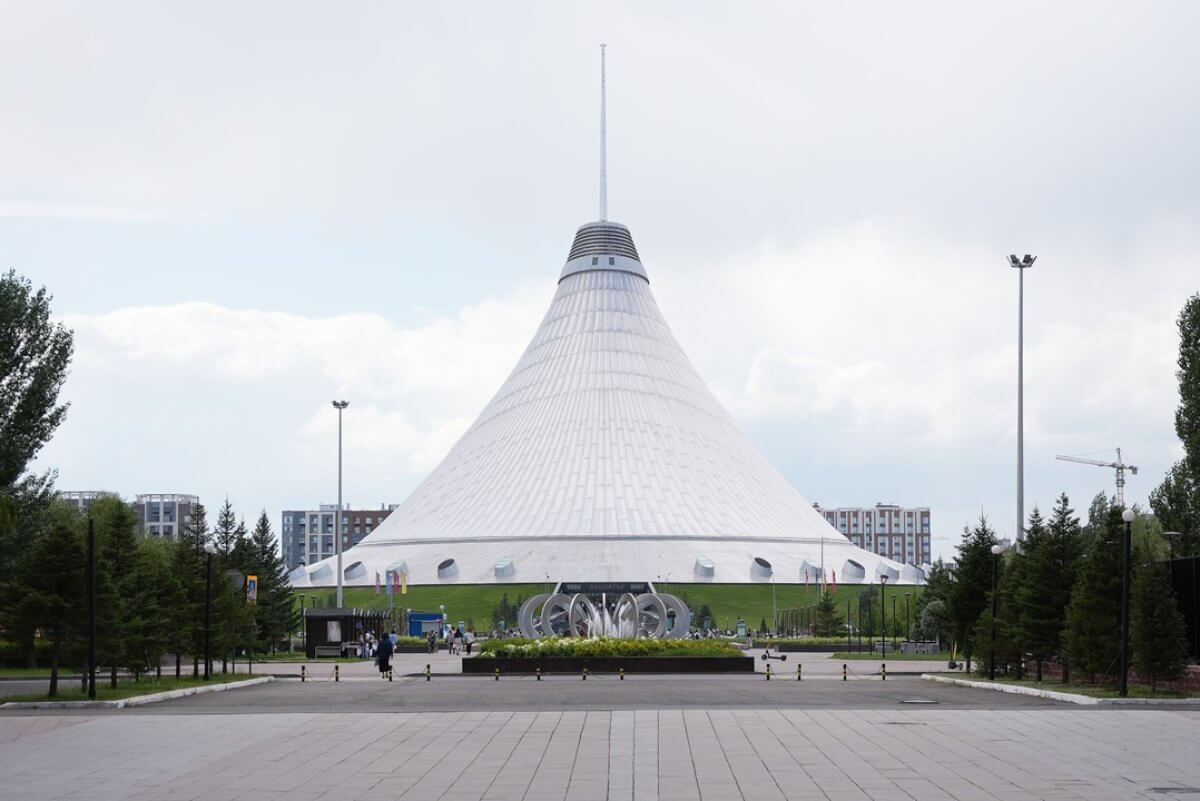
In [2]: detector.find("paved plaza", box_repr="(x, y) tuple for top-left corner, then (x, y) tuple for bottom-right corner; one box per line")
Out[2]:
(2, 705), (1200, 800)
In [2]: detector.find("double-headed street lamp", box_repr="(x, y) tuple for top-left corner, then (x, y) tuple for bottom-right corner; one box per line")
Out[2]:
(203, 541), (217, 680)
(1120, 508), (1135, 697)
(332, 400), (349, 609)
(1010, 253), (1036, 547)
(989, 543), (1004, 680)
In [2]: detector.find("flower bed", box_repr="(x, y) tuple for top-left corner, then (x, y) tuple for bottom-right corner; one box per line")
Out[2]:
(463, 655), (754, 674)
(477, 637), (742, 659)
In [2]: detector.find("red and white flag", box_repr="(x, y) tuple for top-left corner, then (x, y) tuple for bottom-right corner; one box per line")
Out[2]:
(393, 569), (401, 593)
(375, 571), (381, 593)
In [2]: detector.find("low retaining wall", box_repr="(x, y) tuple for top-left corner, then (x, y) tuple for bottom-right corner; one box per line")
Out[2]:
(463, 656), (755, 674)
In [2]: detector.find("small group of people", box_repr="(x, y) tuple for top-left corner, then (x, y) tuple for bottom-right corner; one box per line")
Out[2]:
(446, 625), (475, 655)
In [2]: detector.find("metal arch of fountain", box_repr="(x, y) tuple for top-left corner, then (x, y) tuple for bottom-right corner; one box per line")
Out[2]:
(516, 591), (691, 639)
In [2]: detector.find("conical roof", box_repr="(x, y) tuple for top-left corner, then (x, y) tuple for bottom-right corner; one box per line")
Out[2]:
(292, 221), (914, 586)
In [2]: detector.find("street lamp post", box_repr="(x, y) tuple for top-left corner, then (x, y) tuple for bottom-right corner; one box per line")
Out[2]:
(904, 592), (911, 643)
(891, 594), (898, 649)
(332, 400), (349, 609)
(1009, 253), (1036, 546)
(203, 542), (216, 680)
(846, 599), (852, 651)
(989, 543), (1003, 680)
(771, 575), (777, 635)
(1120, 508), (1134, 697)
(87, 517), (96, 700)
(880, 575), (889, 663)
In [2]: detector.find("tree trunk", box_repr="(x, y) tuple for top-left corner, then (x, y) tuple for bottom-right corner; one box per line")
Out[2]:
(1036, 658), (1042, 682)
(192, 656), (199, 678)
(1062, 659), (1070, 684)
(155, 663), (161, 679)
(175, 652), (181, 679)
(48, 630), (61, 699)
(110, 663), (117, 689)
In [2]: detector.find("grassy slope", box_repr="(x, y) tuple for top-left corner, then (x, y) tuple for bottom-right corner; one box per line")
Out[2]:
(4, 676), (225, 703)
(307, 583), (922, 633)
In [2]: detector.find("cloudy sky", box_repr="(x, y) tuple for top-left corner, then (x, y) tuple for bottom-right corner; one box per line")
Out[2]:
(7, 3), (1198, 559)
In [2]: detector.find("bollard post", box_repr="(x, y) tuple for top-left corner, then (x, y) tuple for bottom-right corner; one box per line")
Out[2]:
(881, 663), (886, 681)
(301, 665), (307, 683)
(582, 667), (588, 681)
(494, 667), (500, 681)
(619, 667), (625, 681)
(335, 664), (340, 682)
(796, 664), (802, 681)
(843, 663), (847, 682)
(425, 664), (431, 681)
(536, 666), (542, 681)
(388, 667), (393, 682)
(765, 664), (772, 681)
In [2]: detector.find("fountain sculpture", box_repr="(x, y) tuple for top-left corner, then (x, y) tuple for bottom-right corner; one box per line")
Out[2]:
(516, 591), (691, 639)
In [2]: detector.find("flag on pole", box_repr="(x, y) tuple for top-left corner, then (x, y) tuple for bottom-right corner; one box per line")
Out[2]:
(831, 570), (837, 592)
(393, 569), (400, 594)
(804, 569), (809, 588)
(400, 570), (408, 595)
(385, 570), (393, 596)
(375, 571), (381, 594)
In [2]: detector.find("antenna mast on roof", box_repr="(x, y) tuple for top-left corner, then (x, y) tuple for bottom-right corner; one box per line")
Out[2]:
(599, 43), (608, 222)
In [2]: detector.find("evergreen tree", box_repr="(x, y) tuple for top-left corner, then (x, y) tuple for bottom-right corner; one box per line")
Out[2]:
(812, 590), (843, 636)
(0, 516), (85, 697)
(949, 514), (998, 663)
(1130, 558), (1189, 691)
(1062, 502), (1124, 682)
(249, 511), (296, 654)
(971, 550), (1020, 677)
(1014, 497), (1083, 680)
(1150, 461), (1199, 557)
(125, 539), (179, 678)
(212, 498), (239, 556)
(91, 496), (144, 687)
(1081, 492), (1111, 548)
(172, 503), (209, 676)
(912, 559), (952, 645)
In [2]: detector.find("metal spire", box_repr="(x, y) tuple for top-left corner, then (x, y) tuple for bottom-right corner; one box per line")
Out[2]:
(599, 43), (607, 221)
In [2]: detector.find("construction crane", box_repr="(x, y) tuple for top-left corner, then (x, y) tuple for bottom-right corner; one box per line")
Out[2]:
(1055, 448), (1138, 507)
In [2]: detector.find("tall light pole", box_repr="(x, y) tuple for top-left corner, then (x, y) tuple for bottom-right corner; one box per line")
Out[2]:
(904, 592), (911, 643)
(203, 541), (216, 680)
(879, 574), (888, 663)
(332, 400), (349, 609)
(989, 543), (1003, 680)
(1119, 508), (1134, 697)
(1010, 254), (1036, 545)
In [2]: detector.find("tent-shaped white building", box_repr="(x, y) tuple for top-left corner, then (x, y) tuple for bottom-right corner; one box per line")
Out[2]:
(292, 52), (920, 592)
(291, 217), (920, 589)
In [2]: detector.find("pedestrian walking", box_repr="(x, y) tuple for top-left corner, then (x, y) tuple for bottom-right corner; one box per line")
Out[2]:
(375, 633), (394, 678)
(464, 627), (475, 655)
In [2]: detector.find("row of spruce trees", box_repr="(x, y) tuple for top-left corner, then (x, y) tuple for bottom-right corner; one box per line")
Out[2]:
(0, 491), (298, 697)
(913, 493), (1190, 690)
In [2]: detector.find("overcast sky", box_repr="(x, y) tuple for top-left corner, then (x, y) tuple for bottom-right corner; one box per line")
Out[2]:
(7, 3), (1199, 560)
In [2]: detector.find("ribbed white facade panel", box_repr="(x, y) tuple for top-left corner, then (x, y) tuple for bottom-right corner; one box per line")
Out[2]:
(292, 222), (916, 588)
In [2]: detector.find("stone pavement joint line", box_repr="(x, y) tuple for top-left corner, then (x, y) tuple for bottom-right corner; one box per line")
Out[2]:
(0, 709), (1199, 800)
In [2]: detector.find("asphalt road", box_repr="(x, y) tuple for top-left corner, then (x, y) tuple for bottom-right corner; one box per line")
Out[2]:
(103, 672), (1069, 714)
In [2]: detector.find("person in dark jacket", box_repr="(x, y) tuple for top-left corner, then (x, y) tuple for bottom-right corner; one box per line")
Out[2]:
(376, 634), (394, 678)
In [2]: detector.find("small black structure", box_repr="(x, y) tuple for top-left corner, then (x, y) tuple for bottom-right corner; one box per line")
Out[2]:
(303, 608), (392, 659)
(1167, 556), (1200, 660)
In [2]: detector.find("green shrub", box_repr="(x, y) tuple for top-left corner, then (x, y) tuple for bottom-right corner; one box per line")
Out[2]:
(477, 637), (742, 659)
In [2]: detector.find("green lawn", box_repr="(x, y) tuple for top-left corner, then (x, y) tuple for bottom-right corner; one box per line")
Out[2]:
(0, 667), (82, 679)
(980, 678), (1199, 699)
(4, 676), (225, 703)
(301, 583), (923, 635)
